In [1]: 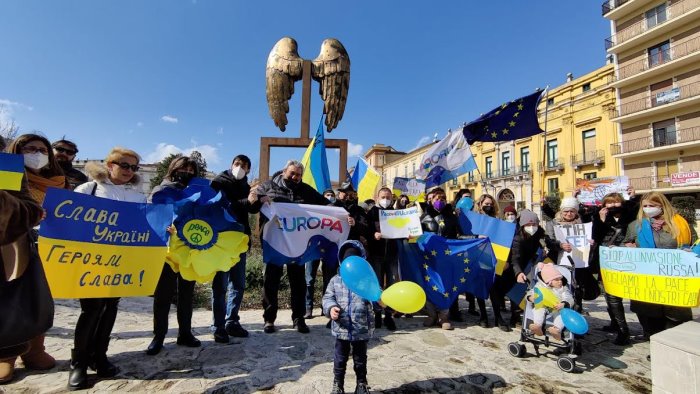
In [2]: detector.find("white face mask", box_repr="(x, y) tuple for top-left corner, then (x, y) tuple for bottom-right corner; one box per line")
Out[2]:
(643, 207), (662, 218)
(505, 216), (516, 223)
(326, 196), (336, 204)
(231, 165), (246, 180)
(524, 225), (538, 236)
(24, 152), (49, 170)
(379, 198), (392, 209)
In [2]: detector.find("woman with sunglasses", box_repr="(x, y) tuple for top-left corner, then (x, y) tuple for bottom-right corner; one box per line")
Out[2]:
(1, 134), (64, 383)
(68, 147), (146, 390)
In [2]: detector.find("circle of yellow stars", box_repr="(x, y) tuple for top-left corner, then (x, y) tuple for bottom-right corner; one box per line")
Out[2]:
(483, 99), (525, 140)
(421, 246), (471, 298)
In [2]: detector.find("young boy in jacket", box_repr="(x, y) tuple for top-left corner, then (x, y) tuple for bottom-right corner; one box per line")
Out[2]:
(323, 241), (377, 394)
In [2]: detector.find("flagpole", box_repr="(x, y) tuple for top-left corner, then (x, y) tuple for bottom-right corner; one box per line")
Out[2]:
(540, 86), (550, 204)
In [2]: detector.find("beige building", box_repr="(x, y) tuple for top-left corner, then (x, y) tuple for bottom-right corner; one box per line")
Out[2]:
(604, 0), (700, 205)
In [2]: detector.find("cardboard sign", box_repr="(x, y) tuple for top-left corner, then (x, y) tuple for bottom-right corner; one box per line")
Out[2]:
(392, 177), (426, 202)
(576, 177), (629, 206)
(553, 222), (592, 268)
(379, 207), (423, 239)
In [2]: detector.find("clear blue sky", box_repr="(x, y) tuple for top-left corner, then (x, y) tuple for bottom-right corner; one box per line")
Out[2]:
(0, 1), (610, 179)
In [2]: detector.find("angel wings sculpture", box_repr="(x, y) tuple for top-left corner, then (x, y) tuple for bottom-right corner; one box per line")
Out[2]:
(266, 37), (350, 132)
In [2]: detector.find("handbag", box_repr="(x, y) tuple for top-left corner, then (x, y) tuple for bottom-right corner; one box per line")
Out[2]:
(0, 231), (55, 350)
(576, 267), (601, 301)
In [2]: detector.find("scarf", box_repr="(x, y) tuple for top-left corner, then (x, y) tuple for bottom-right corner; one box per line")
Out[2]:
(26, 172), (67, 205)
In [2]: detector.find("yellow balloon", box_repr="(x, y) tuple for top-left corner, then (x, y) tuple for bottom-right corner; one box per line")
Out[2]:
(533, 286), (560, 309)
(380, 281), (426, 314)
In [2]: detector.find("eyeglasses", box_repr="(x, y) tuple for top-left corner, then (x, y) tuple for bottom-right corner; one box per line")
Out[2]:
(111, 161), (140, 172)
(21, 146), (49, 155)
(54, 147), (77, 155)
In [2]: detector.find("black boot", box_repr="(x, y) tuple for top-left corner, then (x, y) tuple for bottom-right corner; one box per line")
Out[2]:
(89, 354), (119, 378)
(331, 378), (345, 394)
(146, 336), (165, 355)
(354, 381), (370, 394)
(68, 349), (88, 390)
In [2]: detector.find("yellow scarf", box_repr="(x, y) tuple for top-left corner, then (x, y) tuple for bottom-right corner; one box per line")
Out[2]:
(26, 172), (67, 205)
(673, 214), (692, 247)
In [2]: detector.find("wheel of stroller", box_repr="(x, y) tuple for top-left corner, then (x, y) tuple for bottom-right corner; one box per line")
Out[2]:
(507, 342), (526, 358)
(557, 356), (576, 373)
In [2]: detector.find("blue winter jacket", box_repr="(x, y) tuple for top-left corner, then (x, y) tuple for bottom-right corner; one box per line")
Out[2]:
(322, 275), (376, 341)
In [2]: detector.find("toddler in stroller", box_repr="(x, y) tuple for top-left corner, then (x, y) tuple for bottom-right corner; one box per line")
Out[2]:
(527, 263), (574, 340)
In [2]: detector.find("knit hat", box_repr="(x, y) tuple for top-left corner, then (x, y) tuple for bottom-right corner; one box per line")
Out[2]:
(503, 205), (516, 215)
(519, 209), (539, 226)
(538, 262), (563, 284)
(560, 196), (579, 211)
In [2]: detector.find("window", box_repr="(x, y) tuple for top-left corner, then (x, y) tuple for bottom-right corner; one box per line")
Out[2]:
(546, 98), (554, 106)
(501, 151), (511, 175)
(485, 157), (493, 178)
(584, 172), (597, 180)
(582, 83), (591, 93)
(655, 159), (678, 187)
(548, 178), (559, 194)
(547, 140), (558, 167)
(653, 119), (677, 147)
(404, 165), (407, 178)
(648, 41), (671, 67)
(520, 147), (530, 172)
(645, 3), (667, 29)
(377, 155), (384, 166)
(582, 129), (596, 162)
(468, 171), (474, 182)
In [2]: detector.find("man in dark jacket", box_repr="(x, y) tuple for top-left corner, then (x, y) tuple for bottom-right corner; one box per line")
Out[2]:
(210, 155), (256, 343)
(251, 160), (334, 334)
(52, 139), (88, 190)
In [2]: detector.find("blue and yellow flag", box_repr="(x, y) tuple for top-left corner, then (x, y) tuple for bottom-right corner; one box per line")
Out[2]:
(301, 118), (332, 193)
(350, 158), (380, 202)
(398, 234), (497, 310)
(462, 90), (544, 144)
(38, 188), (173, 298)
(0, 152), (25, 191)
(458, 210), (516, 275)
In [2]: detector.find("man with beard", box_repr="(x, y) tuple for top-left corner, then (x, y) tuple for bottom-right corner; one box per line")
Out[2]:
(51, 139), (88, 190)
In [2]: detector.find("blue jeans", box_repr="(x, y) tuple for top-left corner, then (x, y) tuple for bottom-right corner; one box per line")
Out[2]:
(305, 259), (336, 314)
(211, 254), (246, 331)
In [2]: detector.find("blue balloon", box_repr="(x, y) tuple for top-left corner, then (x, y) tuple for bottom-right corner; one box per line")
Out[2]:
(456, 197), (474, 212)
(340, 256), (382, 301)
(560, 308), (589, 335)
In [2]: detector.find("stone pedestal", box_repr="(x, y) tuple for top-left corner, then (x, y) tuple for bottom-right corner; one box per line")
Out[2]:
(651, 318), (700, 394)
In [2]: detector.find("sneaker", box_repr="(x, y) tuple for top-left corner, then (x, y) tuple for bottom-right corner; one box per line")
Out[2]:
(213, 328), (229, 344)
(226, 322), (249, 338)
(331, 379), (345, 394)
(263, 322), (275, 334)
(354, 382), (370, 394)
(383, 316), (396, 331)
(294, 318), (310, 334)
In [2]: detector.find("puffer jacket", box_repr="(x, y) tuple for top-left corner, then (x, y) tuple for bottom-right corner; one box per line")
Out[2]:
(322, 275), (375, 341)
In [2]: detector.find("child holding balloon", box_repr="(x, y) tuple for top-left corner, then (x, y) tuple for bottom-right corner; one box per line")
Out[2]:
(526, 263), (574, 340)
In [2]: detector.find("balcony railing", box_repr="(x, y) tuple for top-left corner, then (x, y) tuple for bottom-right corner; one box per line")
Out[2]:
(602, 0), (630, 16)
(604, 0), (700, 50)
(616, 36), (700, 81)
(571, 150), (605, 167)
(483, 166), (532, 180)
(629, 176), (672, 191)
(611, 126), (700, 155)
(614, 80), (700, 118)
(537, 160), (565, 172)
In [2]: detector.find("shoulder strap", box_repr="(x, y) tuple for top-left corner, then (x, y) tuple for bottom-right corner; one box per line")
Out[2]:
(90, 182), (98, 196)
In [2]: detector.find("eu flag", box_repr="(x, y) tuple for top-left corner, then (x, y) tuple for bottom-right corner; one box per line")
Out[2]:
(398, 234), (496, 310)
(462, 90), (544, 144)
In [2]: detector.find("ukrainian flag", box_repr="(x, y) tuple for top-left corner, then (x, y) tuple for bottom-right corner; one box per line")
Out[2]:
(0, 152), (25, 191)
(301, 118), (332, 193)
(350, 158), (380, 202)
(458, 211), (517, 275)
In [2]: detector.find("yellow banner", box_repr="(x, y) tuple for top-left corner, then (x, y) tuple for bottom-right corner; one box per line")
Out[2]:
(39, 237), (167, 298)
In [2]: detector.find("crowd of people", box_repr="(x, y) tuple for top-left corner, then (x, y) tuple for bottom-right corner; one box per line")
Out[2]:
(0, 133), (696, 393)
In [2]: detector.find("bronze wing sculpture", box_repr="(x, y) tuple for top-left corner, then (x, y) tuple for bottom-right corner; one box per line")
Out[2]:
(265, 37), (350, 132)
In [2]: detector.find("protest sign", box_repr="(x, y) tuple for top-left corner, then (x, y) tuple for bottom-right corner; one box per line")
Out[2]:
(599, 246), (700, 307)
(379, 207), (423, 239)
(38, 188), (173, 298)
(392, 177), (426, 202)
(576, 176), (629, 206)
(553, 222), (592, 268)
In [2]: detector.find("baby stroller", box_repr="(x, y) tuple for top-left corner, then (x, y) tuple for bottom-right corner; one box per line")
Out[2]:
(507, 263), (583, 372)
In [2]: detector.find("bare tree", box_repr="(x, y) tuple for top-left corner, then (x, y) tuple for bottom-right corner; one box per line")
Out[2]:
(0, 105), (20, 147)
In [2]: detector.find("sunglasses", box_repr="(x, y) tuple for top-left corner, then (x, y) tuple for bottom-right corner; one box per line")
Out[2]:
(55, 147), (77, 155)
(111, 161), (140, 172)
(22, 146), (49, 155)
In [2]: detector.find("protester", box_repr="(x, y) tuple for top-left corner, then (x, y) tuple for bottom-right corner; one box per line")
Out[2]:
(451, 189), (480, 317)
(469, 194), (501, 328)
(52, 138), (88, 190)
(8, 134), (68, 204)
(210, 155), (255, 343)
(251, 160), (345, 334)
(526, 263), (574, 340)
(323, 241), (375, 394)
(367, 187), (399, 331)
(503, 205), (517, 224)
(623, 192), (693, 341)
(146, 157), (201, 355)
(512, 210), (558, 285)
(68, 147), (146, 389)
(394, 194), (410, 209)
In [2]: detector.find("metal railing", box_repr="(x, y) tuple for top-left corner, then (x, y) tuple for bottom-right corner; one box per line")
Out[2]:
(605, 0), (700, 49)
(611, 126), (700, 155)
(614, 80), (700, 117)
(629, 176), (672, 190)
(616, 36), (700, 81)
(602, 0), (630, 16)
(571, 150), (605, 167)
(537, 160), (565, 172)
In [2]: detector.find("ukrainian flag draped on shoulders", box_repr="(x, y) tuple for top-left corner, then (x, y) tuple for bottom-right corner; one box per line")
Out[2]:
(462, 90), (545, 144)
(301, 117), (332, 193)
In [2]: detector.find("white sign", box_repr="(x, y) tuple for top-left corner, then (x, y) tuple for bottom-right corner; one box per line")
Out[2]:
(576, 176), (629, 206)
(656, 87), (680, 105)
(671, 171), (700, 187)
(553, 222), (592, 268)
(378, 207), (423, 239)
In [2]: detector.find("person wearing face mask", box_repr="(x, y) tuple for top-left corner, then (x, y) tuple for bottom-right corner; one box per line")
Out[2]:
(251, 160), (343, 334)
(590, 192), (637, 345)
(366, 187), (400, 331)
(623, 192), (693, 341)
(52, 138), (88, 190)
(502, 205), (517, 224)
(69, 147), (146, 389)
(8, 134), (69, 205)
(394, 194), (410, 210)
(145, 156), (202, 356)
(209, 155), (256, 342)
(511, 209), (559, 284)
